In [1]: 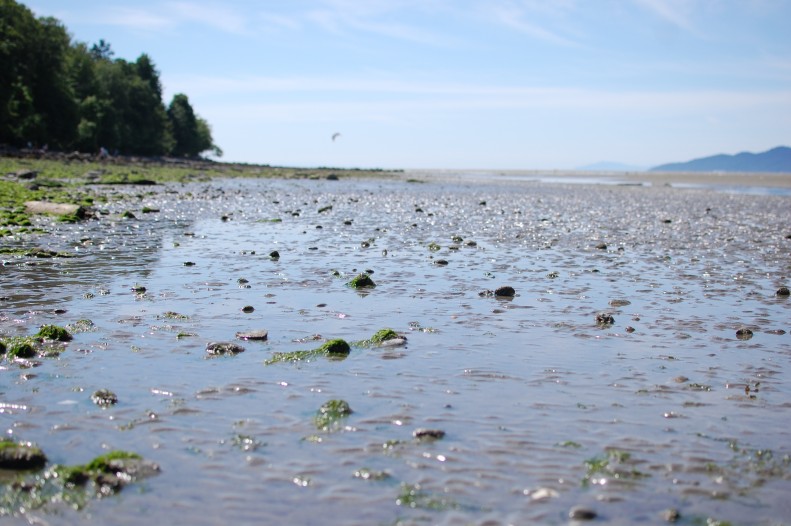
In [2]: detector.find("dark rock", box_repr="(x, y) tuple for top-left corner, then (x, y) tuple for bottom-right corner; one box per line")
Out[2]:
(413, 428), (445, 441)
(241, 305), (255, 313)
(494, 286), (515, 297)
(0, 439), (47, 470)
(91, 389), (118, 406)
(736, 327), (753, 340)
(776, 286), (790, 297)
(596, 313), (615, 325)
(569, 506), (597, 520)
(206, 342), (246, 355)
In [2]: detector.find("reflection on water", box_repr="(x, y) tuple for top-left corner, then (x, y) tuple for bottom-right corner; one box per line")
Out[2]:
(1, 177), (790, 525)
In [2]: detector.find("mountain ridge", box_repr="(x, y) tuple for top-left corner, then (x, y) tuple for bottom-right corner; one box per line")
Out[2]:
(650, 146), (791, 173)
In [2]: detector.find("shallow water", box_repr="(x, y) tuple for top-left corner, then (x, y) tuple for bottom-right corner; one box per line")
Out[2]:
(1, 175), (790, 525)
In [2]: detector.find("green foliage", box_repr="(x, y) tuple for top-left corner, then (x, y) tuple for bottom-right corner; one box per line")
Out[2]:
(168, 93), (220, 157)
(0, 0), (218, 157)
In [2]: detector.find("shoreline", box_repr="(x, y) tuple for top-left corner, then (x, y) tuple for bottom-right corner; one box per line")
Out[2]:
(403, 168), (791, 189)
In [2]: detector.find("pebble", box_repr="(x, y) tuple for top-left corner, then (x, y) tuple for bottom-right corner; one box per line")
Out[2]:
(413, 428), (445, 441)
(494, 286), (515, 297)
(241, 305), (255, 313)
(596, 313), (615, 325)
(206, 342), (246, 355)
(735, 327), (753, 340)
(236, 330), (268, 341)
(91, 389), (118, 406)
(569, 506), (597, 520)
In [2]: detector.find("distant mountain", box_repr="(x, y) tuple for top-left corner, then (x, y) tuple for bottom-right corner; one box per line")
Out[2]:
(650, 146), (791, 173)
(577, 161), (646, 172)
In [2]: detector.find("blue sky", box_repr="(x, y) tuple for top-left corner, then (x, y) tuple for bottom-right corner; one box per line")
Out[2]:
(29, 0), (791, 170)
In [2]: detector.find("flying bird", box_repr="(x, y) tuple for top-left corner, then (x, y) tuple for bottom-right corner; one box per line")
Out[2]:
(332, 132), (341, 142)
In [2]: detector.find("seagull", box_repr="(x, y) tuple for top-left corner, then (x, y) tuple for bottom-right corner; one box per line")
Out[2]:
(332, 132), (341, 142)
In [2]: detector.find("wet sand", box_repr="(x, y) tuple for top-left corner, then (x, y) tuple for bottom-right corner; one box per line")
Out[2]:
(1, 173), (790, 525)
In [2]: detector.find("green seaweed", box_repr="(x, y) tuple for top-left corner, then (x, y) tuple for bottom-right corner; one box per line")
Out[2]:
(3, 337), (37, 359)
(582, 449), (649, 487)
(265, 338), (351, 365)
(0, 449), (158, 515)
(346, 273), (376, 288)
(314, 400), (353, 431)
(35, 325), (72, 342)
(395, 483), (462, 511)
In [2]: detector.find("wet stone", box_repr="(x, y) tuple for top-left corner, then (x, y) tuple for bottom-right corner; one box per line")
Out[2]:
(494, 286), (516, 297)
(596, 313), (615, 325)
(241, 305), (255, 313)
(569, 506), (597, 520)
(206, 342), (246, 355)
(236, 330), (268, 341)
(0, 439), (47, 470)
(776, 286), (790, 297)
(413, 428), (445, 441)
(91, 389), (118, 406)
(736, 327), (753, 340)
(662, 508), (681, 522)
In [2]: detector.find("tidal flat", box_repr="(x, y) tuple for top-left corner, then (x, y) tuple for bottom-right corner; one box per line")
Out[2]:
(1, 162), (790, 525)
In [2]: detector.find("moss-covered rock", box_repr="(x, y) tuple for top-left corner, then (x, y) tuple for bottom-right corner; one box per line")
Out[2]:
(91, 389), (118, 406)
(36, 324), (72, 342)
(347, 273), (376, 288)
(0, 438), (47, 470)
(318, 338), (350, 357)
(4, 337), (37, 359)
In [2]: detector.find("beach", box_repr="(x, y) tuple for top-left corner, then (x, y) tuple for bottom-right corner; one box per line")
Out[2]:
(1, 167), (790, 525)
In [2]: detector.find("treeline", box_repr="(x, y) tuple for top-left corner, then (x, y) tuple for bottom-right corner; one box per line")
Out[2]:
(0, 0), (221, 158)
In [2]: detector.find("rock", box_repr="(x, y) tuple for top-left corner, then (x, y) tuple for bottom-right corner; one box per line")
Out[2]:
(241, 305), (255, 313)
(347, 273), (376, 288)
(413, 428), (445, 441)
(0, 439), (47, 470)
(24, 201), (85, 218)
(236, 330), (268, 341)
(776, 286), (790, 297)
(91, 389), (118, 406)
(596, 313), (615, 325)
(569, 506), (597, 520)
(736, 327), (753, 340)
(595, 242), (607, 250)
(206, 342), (246, 355)
(15, 170), (38, 179)
(662, 508), (681, 522)
(494, 286), (515, 297)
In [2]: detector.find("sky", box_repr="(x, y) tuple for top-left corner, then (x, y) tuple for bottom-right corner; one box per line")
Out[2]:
(28, 0), (791, 170)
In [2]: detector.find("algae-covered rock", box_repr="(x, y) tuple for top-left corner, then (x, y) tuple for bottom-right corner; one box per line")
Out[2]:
(55, 450), (159, 491)
(36, 324), (72, 342)
(265, 338), (350, 365)
(370, 328), (400, 344)
(318, 338), (350, 357)
(4, 337), (36, 359)
(0, 438), (47, 470)
(347, 273), (376, 288)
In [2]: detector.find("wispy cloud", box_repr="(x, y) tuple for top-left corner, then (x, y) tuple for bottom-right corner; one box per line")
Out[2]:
(166, 1), (250, 35)
(632, 0), (701, 36)
(489, 3), (579, 47)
